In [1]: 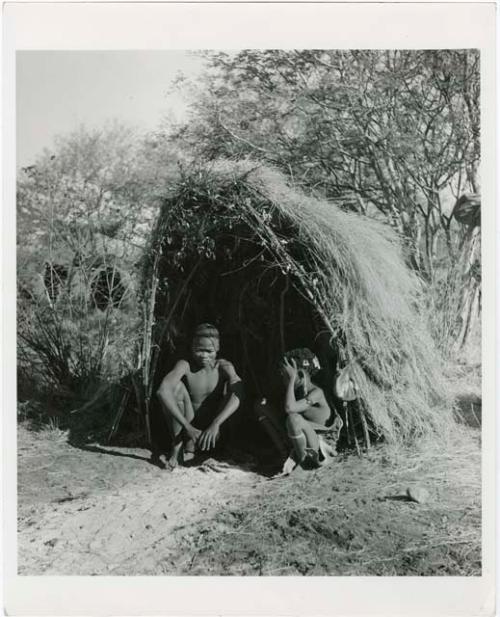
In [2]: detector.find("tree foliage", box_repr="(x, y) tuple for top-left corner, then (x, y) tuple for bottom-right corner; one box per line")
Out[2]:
(171, 50), (480, 280)
(16, 124), (184, 402)
(17, 123), (181, 252)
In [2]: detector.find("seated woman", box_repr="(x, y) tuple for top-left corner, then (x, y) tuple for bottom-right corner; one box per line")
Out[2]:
(255, 348), (337, 475)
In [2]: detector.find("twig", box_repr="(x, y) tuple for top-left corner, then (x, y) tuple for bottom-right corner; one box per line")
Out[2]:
(217, 116), (275, 155)
(279, 276), (289, 355)
(348, 404), (361, 456)
(357, 401), (371, 451)
(107, 390), (131, 442)
(357, 535), (480, 567)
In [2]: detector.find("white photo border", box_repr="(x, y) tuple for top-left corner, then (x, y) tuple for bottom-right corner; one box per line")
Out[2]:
(3, 2), (496, 615)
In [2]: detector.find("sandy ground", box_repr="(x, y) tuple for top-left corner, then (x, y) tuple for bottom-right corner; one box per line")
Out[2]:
(18, 425), (264, 575)
(18, 418), (481, 576)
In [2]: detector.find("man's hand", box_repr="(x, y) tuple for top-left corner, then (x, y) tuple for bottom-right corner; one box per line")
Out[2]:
(185, 424), (201, 443)
(198, 423), (220, 451)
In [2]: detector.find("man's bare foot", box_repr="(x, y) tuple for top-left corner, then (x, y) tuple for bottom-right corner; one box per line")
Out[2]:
(167, 456), (179, 470)
(183, 439), (196, 462)
(150, 453), (166, 469)
(167, 443), (183, 469)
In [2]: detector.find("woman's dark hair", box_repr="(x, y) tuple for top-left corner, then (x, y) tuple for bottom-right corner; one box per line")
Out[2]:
(282, 348), (321, 376)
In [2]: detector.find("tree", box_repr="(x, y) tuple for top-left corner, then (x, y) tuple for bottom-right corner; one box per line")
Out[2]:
(170, 50), (480, 281)
(18, 123), (172, 251)
(16, 123), (182, 399)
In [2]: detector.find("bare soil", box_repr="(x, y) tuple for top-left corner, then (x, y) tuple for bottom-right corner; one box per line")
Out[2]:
(18, 421), (481, 576)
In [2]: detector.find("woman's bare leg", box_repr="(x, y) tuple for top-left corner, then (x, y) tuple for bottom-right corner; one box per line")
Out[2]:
(303, 405), (330, 426)
(286, 414), (320, 464)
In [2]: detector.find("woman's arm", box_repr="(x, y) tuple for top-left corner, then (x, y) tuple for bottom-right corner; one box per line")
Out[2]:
(284, 382), (323, 414)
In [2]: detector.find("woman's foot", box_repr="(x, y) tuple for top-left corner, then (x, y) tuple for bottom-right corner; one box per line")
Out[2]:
(281, 455), (298, 475)
(318, 436), (336, 465)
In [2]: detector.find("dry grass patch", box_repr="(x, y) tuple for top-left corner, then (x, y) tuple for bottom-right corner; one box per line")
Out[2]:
(173, 427), (480, 576)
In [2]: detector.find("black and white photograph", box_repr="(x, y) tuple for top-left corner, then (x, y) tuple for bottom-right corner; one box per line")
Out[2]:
(3, 2), (496, 615)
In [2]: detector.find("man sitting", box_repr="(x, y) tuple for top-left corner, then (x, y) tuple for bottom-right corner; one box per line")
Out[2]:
(157, 323), (243, 467)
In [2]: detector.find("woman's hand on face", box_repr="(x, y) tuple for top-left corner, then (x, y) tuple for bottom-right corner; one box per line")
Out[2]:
(282, 357), (298, 382)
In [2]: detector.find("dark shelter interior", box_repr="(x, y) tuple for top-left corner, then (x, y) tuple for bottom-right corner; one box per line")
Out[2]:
(147, 216), (343, 461)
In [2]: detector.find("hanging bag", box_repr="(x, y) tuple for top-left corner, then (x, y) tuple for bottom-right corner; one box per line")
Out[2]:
(335, 363), (358, 401)
(334, 346), (358, 401)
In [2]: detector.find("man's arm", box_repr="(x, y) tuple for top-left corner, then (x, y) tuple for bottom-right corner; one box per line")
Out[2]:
(157, 360), (200, 441)
(198, 360), (243, 451)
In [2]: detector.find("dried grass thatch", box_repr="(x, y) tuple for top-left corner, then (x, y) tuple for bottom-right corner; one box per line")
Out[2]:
(140, 160), (454, 445)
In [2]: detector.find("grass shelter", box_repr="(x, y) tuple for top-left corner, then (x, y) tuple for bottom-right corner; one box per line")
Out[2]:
(136, 160), (453, 452)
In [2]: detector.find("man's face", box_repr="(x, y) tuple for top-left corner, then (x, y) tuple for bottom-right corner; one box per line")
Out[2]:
(191, 337), (218, 368)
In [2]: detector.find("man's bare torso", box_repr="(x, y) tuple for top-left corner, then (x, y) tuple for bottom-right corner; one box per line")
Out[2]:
(183, 360), (226, 411)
